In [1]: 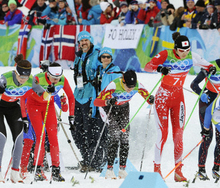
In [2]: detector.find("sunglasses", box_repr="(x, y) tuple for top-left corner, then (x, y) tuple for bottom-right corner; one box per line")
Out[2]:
(101, 55), (111, 59)
(177, 47), (190, 53)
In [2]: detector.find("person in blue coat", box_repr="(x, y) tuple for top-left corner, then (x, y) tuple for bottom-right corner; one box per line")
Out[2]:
(201, 93), (220, 180)
(78, 4), (102, 25)
(70, 31), (100, 173)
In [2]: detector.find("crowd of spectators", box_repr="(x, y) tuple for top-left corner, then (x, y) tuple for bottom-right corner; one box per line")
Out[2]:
(0, 0), (220, 32)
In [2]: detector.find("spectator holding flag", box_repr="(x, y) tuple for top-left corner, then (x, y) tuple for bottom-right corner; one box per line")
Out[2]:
(4, 0), (23, 26)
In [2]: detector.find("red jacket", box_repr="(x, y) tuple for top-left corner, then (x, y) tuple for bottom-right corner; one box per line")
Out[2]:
(137, 6), (160, 24)
(100, 7), (119, 24)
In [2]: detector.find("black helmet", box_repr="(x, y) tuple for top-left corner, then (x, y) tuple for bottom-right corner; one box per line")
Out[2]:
(123, 70), (137, 88)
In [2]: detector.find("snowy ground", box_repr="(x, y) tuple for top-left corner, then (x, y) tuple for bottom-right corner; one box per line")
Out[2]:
(0, 66), (219, 188)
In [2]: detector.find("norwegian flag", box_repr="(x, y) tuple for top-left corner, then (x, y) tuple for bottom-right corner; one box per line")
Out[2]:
(18, 0), (35, 10)
(17, 24), (32, 59)
(53, 25), (76, 61)
(75, 25), (90, 52)
(39, 26), (55, 62)
(21, 14), (30, 24)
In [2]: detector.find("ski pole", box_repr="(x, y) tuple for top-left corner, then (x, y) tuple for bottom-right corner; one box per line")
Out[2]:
(183, 87), (198, 96)
(184, 73), (212, 130)
(4, 157), (12, 182)
(31, 94), (51, 184)
(140, 104), (153, 171)
(122, 75), (164, 132)
(163, 139), (202, 180)
(84, 105), (113, 179)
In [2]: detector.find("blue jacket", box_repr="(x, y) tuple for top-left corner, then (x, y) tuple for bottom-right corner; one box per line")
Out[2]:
(81, 5), (102, 25)
(91, 61), (121, 118)
(4, 9), (22, 25)
(41, 5), (60, 25)
(125, 9), (142, 24)
(73, 45), (100, 104)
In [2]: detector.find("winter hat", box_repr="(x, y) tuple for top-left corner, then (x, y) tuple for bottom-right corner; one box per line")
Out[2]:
(166, 4), (175, 10)
(161, 0), (170, 4)
(174, 35), (190, 50)
(47, 62), (63, 78)
(123, 70), (137, 88)
(77, 31), (93, 44)
(120, 1), (128, 8)
(186, 0), (194, 2)
(2, 0), (8, 6)
(8, 0), (17, 6)
(129, 1), (138, 5)
(99, 47), (113, 57)
(100, 2), (110, 11)
(207, 3), (214, 8)
(195, 0), (206, 7)
(49, 0), (56, 2)
(148, 0), (157, 3)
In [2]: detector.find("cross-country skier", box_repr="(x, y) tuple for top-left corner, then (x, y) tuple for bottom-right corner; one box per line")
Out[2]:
(191, 59), (220, 180)
(25, 62), (75, 182)
(144, 31), (216, 182)
(94, 70), (154, 179)
(0, 59), (32, 183)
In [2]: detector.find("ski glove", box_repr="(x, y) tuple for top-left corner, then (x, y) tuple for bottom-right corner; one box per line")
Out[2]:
(60, 95), (68, 112)
(157, 66), (171, 75)
(209, 66), (216, 75)
(201, 93), (210, 104)
(149, 95), (154, 104)
(0, 83), (6, 94)
(46, 84), (55, 93)
(106, 97), (117, 106)
(201, 128), (210, 141)
(22, 117), (29, 133)
(69, 115), (76, 131)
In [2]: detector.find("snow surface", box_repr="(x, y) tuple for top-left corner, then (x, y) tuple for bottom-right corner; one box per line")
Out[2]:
(0, 66), (219, 188)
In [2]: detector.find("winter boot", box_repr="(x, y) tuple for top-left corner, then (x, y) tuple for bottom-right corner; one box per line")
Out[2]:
(0, 171), (4, 183)
(105, 166), (116, 179)
(10, 168), (23, 183)
(154, 163), (163, 178)
(20, 166), (28, 179)
(198, 166), (209, 180)
(212, 164), (220, 179)
(118, 166), (128, 179)
(51, 166), (65, 182)
(174, 164), (187, 182)
(35, 166), (47, 181)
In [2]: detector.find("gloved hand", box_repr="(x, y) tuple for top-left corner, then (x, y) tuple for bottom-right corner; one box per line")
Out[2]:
(69, 115), (75, 131)
(149, 95), (154, 104)
(106, 97), (117, 106)
(201, 93), (210, 104)
(201, 128), (210, 141)
(0, 83), (6, 94)
(22, 117), (29, 133)
(209, 66), (216, 75)
(52, 18), (59, 23)
(46, 84), (55, 93)
(157, 66), (171, 75)
(60, 95), (68, 112)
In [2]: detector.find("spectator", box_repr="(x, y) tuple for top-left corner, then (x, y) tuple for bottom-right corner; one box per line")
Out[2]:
(211, 0), (220, 32)
(161, 3), (175, 26)
(4, 0), (22, 26)
(66, 5), (75, 24)
(118, 1), (128, 26)
(182, 0), (197, 28)
(78, 2), (102, 25)
(28, 0), (47, 25)
(199, 3), (215, 29)
(100, 1), (118, 24)
(75, 0), (82, 18)
(41, 0), (58, 26)
(153, 0), (170, 27)
(79, 0), (91, 19)
(55, 0), (68, 25)
(0, 1), (9, 23)
(137, 0), (160, 26)
(191, 0), (206, 29)
(170, 6), (185, 30)
(125, 0), (142, 24)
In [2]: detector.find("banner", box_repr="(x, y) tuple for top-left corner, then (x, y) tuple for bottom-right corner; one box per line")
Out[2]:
(103, 24), (144, 49)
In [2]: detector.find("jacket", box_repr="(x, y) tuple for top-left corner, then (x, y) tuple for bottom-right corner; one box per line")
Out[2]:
(81, 5), (102, 25)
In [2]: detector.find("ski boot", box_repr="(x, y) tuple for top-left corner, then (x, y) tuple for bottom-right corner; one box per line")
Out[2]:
(51, 166), (65, 182)
(118, 166), (128, 179)
(174, 164), (187, 182)
(154, 163), (163, 178)
(212, 164), (220, 180)
(198, 167), (209, 180)
(105, 166), (116, 179)
(11, 169), (23, 183)
(35, 166), (47, 181)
